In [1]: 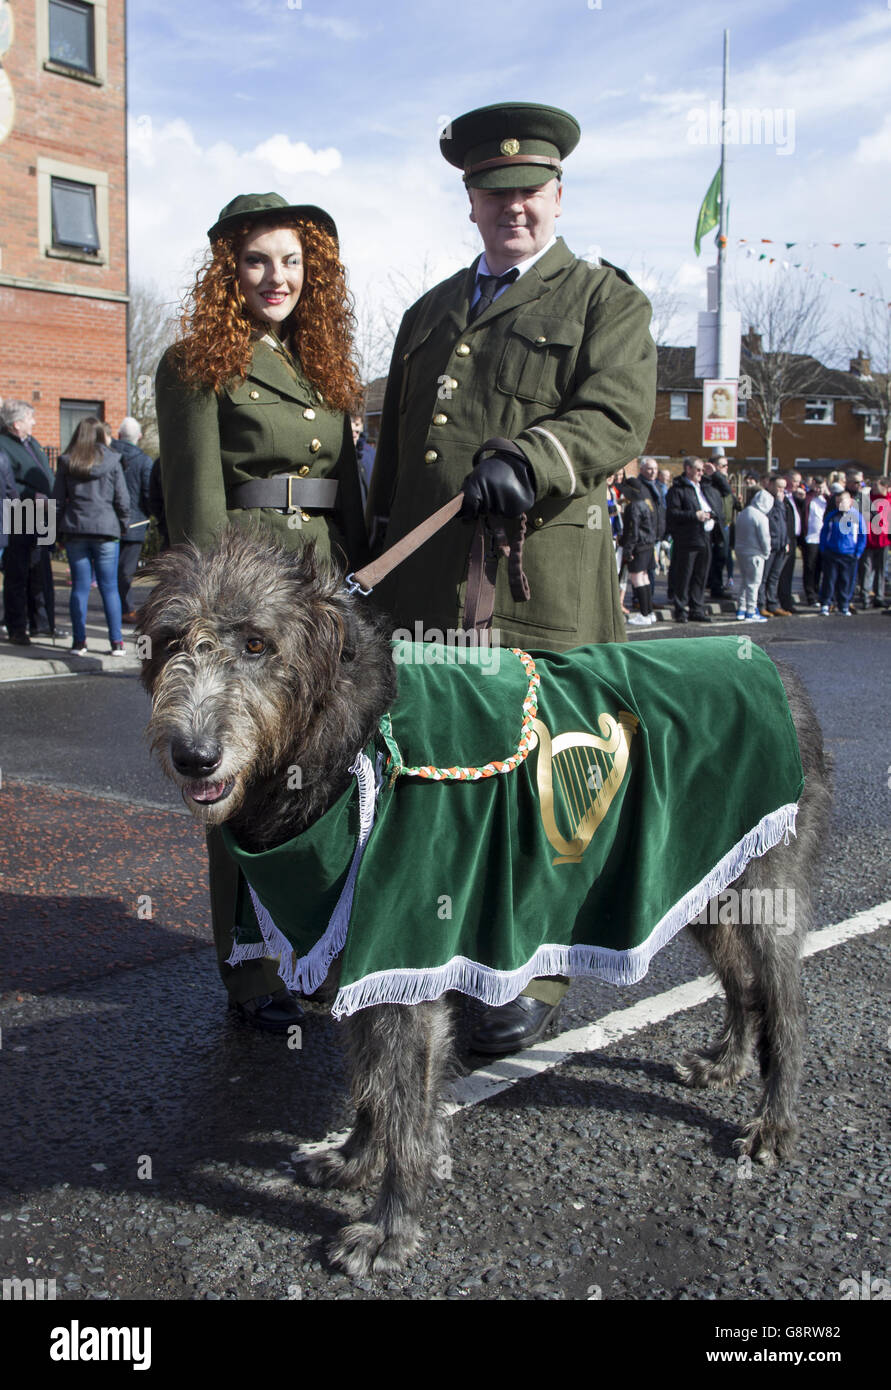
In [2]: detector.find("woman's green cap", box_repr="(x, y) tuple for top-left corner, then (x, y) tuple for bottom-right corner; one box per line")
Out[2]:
(207, 192), (338, 244)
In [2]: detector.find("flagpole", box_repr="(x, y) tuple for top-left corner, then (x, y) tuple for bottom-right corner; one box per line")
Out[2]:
(716, 28), (729, 382)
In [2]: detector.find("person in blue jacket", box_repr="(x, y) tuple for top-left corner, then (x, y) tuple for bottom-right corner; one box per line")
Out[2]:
(819, 489), (868, 616)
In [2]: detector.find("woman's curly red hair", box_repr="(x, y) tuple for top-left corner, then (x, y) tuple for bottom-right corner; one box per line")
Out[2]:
(171, 216), (361, 414)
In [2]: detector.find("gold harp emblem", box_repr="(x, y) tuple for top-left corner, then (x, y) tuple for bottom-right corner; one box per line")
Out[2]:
(529, 712), (639, 865)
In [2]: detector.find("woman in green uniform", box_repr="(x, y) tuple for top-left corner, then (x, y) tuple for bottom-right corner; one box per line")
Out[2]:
(156, 191), (367, 1029)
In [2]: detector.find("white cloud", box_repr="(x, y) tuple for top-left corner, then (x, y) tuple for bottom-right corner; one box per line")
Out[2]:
(250, 134), (342, 176)
(854, 114), (891, 164)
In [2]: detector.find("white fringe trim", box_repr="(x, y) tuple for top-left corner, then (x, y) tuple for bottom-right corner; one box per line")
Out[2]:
(225, 751), (379, 995)
(329, 801), (800, 1018)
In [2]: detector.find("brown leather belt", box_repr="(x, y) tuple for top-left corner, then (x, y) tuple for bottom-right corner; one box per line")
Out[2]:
(464, 154), (563, 177)
(230, 475), (339, 513)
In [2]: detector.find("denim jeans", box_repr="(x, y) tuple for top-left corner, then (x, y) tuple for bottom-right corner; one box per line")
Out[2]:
(65, 537), (122, 645)
(819, 552), (857, 611)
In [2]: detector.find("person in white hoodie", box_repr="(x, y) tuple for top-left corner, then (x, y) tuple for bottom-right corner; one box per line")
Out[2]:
(734, 489), (773, 622)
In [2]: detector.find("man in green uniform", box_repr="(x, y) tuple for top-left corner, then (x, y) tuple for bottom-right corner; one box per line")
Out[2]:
(366, 102), (657, 1052)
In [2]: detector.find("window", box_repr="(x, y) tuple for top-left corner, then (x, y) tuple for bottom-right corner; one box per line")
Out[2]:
(60, 400), (103, 452)
(737, 396), (748, 421)
(669, 391), (689, 420)
(48, 0), (94, 74)
(37, 157), (109, 264)
(805, 398), (834, 425)
(39, 1), (107, 86)
(864, 411), (881, 441)
(51, 178), (99, 253)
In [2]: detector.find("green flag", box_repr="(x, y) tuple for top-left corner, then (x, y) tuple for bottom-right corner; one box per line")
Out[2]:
(694, 167), (722, 256)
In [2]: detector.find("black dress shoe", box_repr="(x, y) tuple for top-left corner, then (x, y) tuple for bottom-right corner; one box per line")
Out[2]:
(231, 990), (305, 1032)
(689, 613), (712, 623)
(673, 608), (688, 624)
(470, 996), (561, 1056)
(6, 631), (31, 646)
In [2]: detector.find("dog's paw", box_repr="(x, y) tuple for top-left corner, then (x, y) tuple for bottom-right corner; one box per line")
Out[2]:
(298, 1150), (347, 1189)
(297, 1149), (377, 1191)
(675, 1050), (748, 1090)
(736, 1116), (798, 1166)
(329, 1221), (420, 1277)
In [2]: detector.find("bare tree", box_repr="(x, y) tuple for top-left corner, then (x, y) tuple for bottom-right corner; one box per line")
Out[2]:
(633, 261), (684, 347)
(732, 275), (830, 468)
(350, 255), (449, 401)
(128, 280), (179, 453)
(841, 292), (891, 475)
(350, 292), (396, 391)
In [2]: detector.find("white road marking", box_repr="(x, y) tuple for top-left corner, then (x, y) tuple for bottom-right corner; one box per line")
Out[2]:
(294, 901), (891, 1155)
(447, 901), (891, 1110)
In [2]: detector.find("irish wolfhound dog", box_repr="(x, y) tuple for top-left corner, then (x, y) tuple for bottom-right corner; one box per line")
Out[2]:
(139, 530), (830, 1277)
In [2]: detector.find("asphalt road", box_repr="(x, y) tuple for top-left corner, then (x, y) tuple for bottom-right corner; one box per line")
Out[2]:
(1, 608), (889, 1329)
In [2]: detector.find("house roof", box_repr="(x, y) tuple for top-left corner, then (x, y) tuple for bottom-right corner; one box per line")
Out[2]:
(657, 346), (867, 399)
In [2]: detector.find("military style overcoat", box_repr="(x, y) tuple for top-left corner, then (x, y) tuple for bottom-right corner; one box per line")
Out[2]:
(156, 335), (368, 570)
(366, 239), (656, 650)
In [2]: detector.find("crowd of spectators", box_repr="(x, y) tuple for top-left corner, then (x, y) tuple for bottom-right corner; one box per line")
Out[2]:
(611, 452), (890, 625)
(0, 399), (164, 654)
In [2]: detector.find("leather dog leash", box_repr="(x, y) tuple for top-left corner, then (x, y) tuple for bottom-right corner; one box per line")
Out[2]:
(345, 492), (466, 596)
(345, 439), (531, 630)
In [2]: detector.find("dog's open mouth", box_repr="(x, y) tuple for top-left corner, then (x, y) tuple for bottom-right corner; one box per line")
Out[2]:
(183, 778), (235, 806)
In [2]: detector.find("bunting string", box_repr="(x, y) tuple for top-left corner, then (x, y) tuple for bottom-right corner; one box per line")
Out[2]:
(737, 239), (890, 250)
(733, 239), (890, 307)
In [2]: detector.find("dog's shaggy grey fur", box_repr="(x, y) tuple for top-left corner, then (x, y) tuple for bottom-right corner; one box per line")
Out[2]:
(139, 529), (831, 1277)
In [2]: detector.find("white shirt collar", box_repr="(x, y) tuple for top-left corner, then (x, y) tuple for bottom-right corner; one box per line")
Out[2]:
(478, 235), (557, 282)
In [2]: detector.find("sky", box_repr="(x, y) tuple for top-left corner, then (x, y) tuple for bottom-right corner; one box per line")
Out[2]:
(127, 0), (891, 373)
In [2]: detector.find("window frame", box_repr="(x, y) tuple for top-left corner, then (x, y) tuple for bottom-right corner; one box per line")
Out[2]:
(37, 0), (107, 87)
(50, 176), (100, 253)
(37, 156), (109, 265)
(804, 397), (835, 426)
(863, 410), (881, 442)
(59, 399), (104, 452)
(47, 0), (95, 76)
(669, 391), (689, 420)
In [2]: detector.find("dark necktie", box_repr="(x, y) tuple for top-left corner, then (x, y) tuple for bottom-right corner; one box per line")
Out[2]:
(468, 268), (519, 323)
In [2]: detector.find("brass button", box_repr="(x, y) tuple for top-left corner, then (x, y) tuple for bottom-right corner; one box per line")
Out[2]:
(249, 390), (260, 399)
(309, 438), (321, 453)
(316, 390), (324, 402)
(298, 465), (310, 477)
(303, 407), (316, 420)
(456, 344), (470, 356)
(448, 377), (458, 390)
(403, 352), (410, 361)
(432, 413), (448, 426)
(424, 450), (438, 464)
(301, 511), (311, 522)
(533, 517), (544, 528)
(535, 336), (547, 344)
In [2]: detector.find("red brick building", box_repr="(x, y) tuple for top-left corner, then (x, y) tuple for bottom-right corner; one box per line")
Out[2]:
(645, 343), (885, 477)
(0, 0), (128, 455)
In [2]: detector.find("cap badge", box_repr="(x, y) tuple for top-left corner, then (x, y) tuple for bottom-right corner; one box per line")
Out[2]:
(500, 138), (520, 156)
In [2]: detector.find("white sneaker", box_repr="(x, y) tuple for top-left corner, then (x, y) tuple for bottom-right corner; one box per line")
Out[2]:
(626, 612), (650, 626)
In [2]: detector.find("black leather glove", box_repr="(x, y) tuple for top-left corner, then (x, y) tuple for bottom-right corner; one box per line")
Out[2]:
(459, 451), (536, 520)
